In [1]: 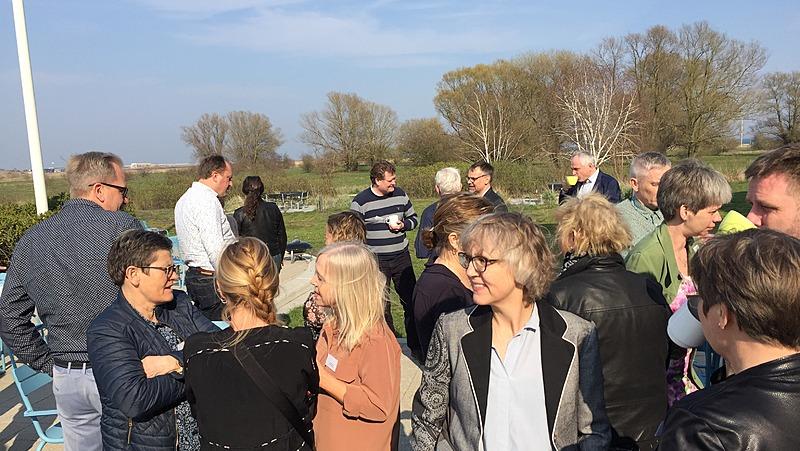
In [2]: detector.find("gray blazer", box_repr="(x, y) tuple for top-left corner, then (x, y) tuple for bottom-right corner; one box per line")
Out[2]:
(411, 300), (611, 451)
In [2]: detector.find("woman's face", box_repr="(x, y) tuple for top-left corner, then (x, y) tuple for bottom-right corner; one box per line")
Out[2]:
(683, 204), (723, 237)
(136, 250), (178, 304)
(463, 240), (519, 306)
(310, 254), (335, 306)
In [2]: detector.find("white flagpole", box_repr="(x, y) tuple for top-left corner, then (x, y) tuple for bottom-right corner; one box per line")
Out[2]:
(12, 0), (48, 214)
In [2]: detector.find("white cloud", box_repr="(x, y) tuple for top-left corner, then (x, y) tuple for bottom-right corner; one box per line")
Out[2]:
(178, 8), (517, 60)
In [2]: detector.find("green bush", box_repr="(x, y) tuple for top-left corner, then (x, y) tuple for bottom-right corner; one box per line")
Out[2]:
(0, 203), (55, 268)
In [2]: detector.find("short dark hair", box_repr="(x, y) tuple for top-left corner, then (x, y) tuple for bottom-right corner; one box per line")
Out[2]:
(745, 143), (800, 193)
(198, 155), (229, 180)
(469, 161), (494, 180)
(370, 160), (396, 185)
(107, 229), (173, 286)
(691, 229), (800, 348)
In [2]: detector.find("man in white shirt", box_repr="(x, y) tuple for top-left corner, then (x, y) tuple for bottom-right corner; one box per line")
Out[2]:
(174, 155), (236, 320)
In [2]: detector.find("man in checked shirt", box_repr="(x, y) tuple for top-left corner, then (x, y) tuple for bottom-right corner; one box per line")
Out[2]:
(0, 152), (141, 451)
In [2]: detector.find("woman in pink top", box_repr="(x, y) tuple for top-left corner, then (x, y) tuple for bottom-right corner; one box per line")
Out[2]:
(310, 242), (401, 451)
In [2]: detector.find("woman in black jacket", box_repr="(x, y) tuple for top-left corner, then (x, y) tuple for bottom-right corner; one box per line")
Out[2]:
(87, 229), (218, 450)
(412, 193), (493, 361)
(549, 194), (672, 450)
(233, 176), (287, 269)
(184, 237), (318, 450)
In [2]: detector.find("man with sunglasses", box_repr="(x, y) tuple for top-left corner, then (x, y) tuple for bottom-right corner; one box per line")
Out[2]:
(174, 154), (236, 321)
(467, 161), (508, 213)
(0, 152), (141, 451)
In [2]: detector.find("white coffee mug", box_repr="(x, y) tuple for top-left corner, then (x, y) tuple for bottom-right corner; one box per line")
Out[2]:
(385, 214), (401, 227)
(668, 301), (706, 349)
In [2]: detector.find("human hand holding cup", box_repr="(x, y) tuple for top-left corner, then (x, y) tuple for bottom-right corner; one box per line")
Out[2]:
(386, 214), (404, 231)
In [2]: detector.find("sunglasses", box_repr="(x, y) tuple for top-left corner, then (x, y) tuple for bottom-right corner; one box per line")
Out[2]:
(89, 182), (129, 198)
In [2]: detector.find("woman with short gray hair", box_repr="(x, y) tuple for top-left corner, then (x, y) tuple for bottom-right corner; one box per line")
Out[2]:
(625, 159), (731, 404)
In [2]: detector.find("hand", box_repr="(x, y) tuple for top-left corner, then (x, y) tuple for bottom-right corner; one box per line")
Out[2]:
(141, 355), (181, 378)
(388, 220), (405, 232)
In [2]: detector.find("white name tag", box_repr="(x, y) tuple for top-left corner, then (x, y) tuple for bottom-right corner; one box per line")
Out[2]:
(325, 354), (338, 372)
(176, 341), (185, 351)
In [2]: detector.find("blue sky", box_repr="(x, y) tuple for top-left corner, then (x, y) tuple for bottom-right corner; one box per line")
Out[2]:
(1, 0), (798, 169)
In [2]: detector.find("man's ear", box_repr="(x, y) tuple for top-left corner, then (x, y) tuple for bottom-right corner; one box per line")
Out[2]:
(629, 177), (639, 193)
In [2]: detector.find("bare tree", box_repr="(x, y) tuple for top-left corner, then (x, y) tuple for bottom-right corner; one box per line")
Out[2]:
(435, 61), (531, 163)
(674, 22), (767, 156)
(396, 118), (460, 164)
(181, 113), (229, 160)
(759, 71), (800, 144)
(557, 67), (638, 167)
(226, 111), (284, 167)
(299, 92), (398, 171)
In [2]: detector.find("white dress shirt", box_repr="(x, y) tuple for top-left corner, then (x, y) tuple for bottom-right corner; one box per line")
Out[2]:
(174, 182), (235, 271)
(577, 169), (600, 198)
(482, 305), (551, 451)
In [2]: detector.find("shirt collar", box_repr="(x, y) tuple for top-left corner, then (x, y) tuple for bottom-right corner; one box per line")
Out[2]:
(521, 303), (541, 333)
(631, 195), (664, 219)
(191, 181), (218, 196)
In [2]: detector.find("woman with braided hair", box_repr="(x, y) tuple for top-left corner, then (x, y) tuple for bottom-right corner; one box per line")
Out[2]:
(184, 237), (318, 450)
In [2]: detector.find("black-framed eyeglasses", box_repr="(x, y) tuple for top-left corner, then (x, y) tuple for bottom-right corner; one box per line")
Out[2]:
(458, 252), (500, 273)
(138, 265), (179, 278)
(89, 182), (129, 198)
(466, 174), (489, 183)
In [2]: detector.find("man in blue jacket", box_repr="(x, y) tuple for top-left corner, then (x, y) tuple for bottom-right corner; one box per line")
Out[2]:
(559, 151), (622, 204)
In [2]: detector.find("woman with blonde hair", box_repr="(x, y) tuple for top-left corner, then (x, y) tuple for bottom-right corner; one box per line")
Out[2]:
(184, 237), (318, 450)
(303, 211), (367, 339)
(413, 192), (493, 360)
(550, 194), (671, 450)
(311, 241), (401, 451)
(412, 212), (610, 450)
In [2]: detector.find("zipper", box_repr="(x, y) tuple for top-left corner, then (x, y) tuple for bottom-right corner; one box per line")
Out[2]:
(127, 418), (133, 444)
(174, 408), (179, 450)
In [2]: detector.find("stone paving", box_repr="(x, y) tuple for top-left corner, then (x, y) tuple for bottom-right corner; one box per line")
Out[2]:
(0, 256), (423, 450)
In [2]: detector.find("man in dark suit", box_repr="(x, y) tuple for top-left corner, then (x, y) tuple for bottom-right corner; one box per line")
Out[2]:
(467, 161), (508, 212)
(559, 151), (621, 204)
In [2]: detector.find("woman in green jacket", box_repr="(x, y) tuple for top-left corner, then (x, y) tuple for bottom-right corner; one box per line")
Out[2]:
(625, 159), (731, 404)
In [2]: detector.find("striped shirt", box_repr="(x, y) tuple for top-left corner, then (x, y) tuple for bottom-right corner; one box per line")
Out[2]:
(351, 186), (418, 257)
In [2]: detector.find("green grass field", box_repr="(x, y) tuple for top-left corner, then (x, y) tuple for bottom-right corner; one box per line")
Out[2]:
(0, 155), (758, 334)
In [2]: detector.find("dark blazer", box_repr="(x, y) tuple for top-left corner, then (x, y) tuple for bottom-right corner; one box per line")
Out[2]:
(411, 301), (611, 451)
(483, 187), (508, 212)
(412, 262), (472, 359)
(87, 291), (218, 450)
(414, 201), (438, 259)
(234, 200), (287, 258)
(549, 254), (671, 450)
(657, 353), (800, 450)
(559, 171), (621, 204)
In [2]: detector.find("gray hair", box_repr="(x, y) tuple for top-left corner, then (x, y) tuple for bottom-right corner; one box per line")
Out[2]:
(571, 151), (596, 167)
(630, 152), (671, 179)
(657, 159), (732, 222)
(435, 167), (462, 195)
(66, 152), (123, 197)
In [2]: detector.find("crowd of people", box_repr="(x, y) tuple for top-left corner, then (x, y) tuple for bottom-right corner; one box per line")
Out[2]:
(0, 143), (799, 450)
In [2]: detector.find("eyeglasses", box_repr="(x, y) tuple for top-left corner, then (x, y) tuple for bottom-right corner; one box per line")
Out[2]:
(139, 264), (179, 278)
(466, 174), (489, 183)
(458, 252), (500, 273)
(89, 182), (129, 198)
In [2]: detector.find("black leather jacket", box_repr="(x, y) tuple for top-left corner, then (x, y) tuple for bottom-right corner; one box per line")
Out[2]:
(233, 200), (287, 257)
(657, 352), (800, 450)
(549, 254), (672, 450)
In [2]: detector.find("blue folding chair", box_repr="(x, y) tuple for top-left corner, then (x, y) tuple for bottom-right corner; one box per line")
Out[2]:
(213, 321), (230, 330)
(168, 236), (187, 289)
(7, 348), (63, 450)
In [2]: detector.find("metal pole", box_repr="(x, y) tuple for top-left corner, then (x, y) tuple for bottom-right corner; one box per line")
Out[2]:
(12, 0), (48, 214)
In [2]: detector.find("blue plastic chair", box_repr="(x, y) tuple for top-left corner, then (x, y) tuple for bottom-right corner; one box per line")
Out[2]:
(168, 236), (187, 289)
(7, 348), (63, 450)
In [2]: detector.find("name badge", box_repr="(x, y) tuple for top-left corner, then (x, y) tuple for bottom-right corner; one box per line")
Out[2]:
(176, 341), (185, 351)
(325, 354), (338, 372)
